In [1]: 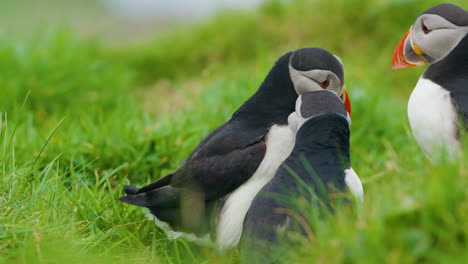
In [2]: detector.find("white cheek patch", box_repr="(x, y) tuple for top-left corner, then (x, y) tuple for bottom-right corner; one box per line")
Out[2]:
(422, 29), (466, 61)
(289, 65), (322, 95)
(289, 65), (342, 95)
(413, 14), (468, 63)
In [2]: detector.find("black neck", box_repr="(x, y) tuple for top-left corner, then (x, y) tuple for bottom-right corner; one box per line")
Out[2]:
(424, 35), (468, 89)
(231, 52), (297, 127)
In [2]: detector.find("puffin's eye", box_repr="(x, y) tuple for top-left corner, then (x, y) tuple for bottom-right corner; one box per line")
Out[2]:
(320, 76), (331, 89)
(422, 23), (431, 34)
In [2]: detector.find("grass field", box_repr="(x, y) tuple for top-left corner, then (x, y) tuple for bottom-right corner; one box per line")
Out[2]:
(1, 0), (467, 263)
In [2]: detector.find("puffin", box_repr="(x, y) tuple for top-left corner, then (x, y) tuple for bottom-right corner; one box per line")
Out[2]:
(119, 48), (351, 249)
(240, 90), (363, 263)
(392, 3), (468, 158)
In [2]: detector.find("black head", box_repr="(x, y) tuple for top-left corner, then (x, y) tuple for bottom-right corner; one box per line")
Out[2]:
(392, 3), (468, 69)
(422, 3), (468, 26)
(288, 90), (349, 132)
(299, 90), (347, 119)
(235, 48), (348, 126)
(288, 48), (345, 96)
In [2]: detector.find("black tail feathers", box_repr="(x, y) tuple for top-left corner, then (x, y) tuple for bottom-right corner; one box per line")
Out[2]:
(119, 185), (181, 208)
(123, 185), (139, 195)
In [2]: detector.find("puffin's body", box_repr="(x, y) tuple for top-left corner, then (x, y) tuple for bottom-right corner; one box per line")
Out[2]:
(392, 3), (468, 158)
(241, 91), (363, 263)
(120, 48), (351, 249)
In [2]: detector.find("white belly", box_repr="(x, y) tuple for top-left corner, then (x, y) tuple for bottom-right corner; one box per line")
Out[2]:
(216, 124), (295, 250)
(407, 78), (459, 158)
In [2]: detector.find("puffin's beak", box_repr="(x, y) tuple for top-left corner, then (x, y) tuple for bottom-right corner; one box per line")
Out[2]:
(340, 86), (351, 116)
(392, 26), (428, 70)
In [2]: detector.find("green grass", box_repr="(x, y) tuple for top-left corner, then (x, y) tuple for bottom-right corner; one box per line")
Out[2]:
(1, 0), (468, 263)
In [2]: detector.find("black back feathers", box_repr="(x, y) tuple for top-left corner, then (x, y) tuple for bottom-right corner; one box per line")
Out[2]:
(241, 113), (351, 263)
(299, 90), (347, 119)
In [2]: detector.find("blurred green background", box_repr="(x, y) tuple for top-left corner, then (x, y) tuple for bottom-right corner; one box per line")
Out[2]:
(1, 0), (467, 263)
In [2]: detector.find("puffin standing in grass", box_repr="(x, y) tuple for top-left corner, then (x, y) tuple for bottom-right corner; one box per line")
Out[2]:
(120, 48), (351, 249)
(392, 3), (468, 158)
(241, 90), (363, 263)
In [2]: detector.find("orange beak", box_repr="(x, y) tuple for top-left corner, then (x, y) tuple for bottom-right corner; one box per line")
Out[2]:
(340, 87), (351, 116)
(392, 27), (428, 70)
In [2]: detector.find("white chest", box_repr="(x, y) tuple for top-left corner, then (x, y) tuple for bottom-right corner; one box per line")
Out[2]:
(216, 124), (295, 250)
(407, 78), (459, 158)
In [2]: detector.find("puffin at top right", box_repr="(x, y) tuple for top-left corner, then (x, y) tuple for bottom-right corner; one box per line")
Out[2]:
(392, 3), (468, 160)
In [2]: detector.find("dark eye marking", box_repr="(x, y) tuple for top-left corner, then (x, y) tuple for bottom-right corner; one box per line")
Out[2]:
(320, 75), (331, 89)
(422, 22), (432, 34)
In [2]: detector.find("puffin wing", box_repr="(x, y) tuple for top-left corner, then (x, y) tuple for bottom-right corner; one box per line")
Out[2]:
(171, 134), (267, 200)
(130, 123), (231, 195)
(124, 120), (268, 202)
(119, 123), (267, 233)
(169, 120), (268, 200)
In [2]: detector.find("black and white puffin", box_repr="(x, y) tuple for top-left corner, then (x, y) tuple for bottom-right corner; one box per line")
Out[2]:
(119, 48), (351, 249)
(240, 90), (363, 263)
(392, 3), (468, 158)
